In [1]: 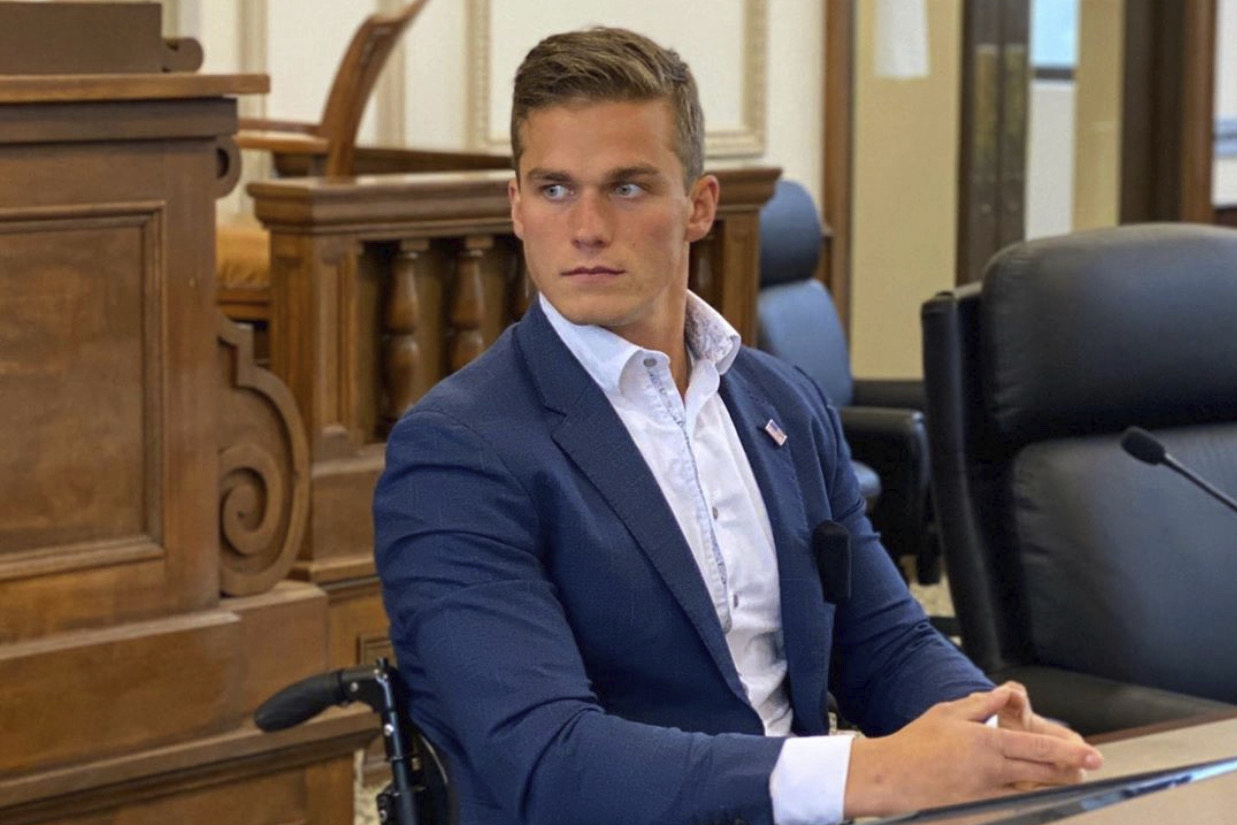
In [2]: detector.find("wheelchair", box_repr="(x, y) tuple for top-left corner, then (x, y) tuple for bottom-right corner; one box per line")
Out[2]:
(255, 658), (454, 825)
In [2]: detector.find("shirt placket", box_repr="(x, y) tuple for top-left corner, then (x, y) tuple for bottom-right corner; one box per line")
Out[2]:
(642, 356), (733, 632)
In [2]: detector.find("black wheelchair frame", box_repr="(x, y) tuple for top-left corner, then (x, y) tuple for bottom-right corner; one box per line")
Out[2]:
(254, 658), (453, 825)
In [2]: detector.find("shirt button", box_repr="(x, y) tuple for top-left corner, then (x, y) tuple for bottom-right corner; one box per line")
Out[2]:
(711, 505), (719, 520)
(643, 357), (656, 368)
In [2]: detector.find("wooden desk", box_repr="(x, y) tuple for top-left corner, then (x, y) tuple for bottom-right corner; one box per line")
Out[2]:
(1061, 715), (1237, 822)
(1090, 713), (1237, 781)
(881, 715), (1237, 824)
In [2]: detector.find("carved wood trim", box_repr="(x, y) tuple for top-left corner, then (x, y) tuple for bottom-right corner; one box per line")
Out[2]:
(214, 136), (242, 200)
(216, 313), (309, 597)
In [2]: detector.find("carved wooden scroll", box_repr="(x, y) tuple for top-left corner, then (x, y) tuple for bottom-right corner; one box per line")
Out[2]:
(216, 312), (309, 596)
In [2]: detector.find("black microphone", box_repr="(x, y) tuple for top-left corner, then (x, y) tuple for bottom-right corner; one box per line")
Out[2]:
(1120, 426), (1237, 516)
(812, 520), (852, 605)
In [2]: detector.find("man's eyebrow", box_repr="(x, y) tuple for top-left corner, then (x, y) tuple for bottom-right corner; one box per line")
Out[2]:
(608, 165), (662, 180)
(524, 169), (572, 183)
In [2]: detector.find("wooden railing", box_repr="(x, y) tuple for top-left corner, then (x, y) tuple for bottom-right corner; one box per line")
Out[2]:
(245, 165), (780, 667)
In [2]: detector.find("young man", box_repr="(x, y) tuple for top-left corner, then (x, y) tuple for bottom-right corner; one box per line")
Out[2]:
(374, 27), (1101, 825)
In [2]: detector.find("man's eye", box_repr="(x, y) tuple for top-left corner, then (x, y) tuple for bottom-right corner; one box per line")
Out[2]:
(541, 184), (569, 200)
(614, 183), (644, 198)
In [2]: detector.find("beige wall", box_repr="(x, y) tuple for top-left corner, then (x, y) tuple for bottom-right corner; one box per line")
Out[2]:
(184, 0), (823, 218)
(850, 0), (962, 379)
(1072, 0), (1124, 230)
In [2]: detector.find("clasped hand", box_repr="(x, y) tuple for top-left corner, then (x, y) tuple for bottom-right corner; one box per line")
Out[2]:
(844, 682), (1104, 818)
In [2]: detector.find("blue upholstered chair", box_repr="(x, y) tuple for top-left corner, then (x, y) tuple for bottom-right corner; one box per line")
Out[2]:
(757, 179), (939, 583)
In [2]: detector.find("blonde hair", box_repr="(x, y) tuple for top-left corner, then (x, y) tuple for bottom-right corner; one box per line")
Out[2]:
(511, 27), (704, 187)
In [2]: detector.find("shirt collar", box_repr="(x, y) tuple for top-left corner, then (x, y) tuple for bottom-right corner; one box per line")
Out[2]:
(540, 292), (742, 396)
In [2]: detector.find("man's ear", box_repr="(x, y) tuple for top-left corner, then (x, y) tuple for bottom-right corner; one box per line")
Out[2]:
(685, 174), (720, 243)
(509, 177), (525, 240)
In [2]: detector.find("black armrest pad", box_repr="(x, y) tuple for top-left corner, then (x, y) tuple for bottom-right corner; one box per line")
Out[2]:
(852, 378), (927, 411)
(838, 406), (925, 443)
(838, 407), (930, 497)
(839, 407), (928, 464)
(992, 664), (1237, 737)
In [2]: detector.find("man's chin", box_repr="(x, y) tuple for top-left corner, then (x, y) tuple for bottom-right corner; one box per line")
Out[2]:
(545, 296), (632, 329)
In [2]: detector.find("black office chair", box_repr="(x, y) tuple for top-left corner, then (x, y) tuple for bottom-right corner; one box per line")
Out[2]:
(758, 179), (940, 583)
(922, 223), (1237, 735)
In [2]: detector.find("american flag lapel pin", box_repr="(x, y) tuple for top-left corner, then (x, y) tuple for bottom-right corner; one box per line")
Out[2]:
(763, 419), (788, 447)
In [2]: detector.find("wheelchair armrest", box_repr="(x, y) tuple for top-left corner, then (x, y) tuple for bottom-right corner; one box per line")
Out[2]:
(991, 664), (1237, 737)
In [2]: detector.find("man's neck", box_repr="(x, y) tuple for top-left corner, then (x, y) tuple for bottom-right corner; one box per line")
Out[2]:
(612, 318), (689, 398)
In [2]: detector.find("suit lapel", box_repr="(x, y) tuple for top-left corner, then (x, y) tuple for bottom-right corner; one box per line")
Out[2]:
(720, 362), (832, 734)
(514, 304), (749, 703)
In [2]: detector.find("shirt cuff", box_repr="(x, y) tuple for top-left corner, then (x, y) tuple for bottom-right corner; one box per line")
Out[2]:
(769, 734), (855, 825)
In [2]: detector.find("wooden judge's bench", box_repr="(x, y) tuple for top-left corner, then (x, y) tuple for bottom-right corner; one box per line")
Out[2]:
(0, 5), (373, 824)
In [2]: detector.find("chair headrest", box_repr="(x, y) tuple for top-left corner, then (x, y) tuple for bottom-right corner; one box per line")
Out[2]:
(981, 224), (1237, 444)
(759, 180), (823, 287)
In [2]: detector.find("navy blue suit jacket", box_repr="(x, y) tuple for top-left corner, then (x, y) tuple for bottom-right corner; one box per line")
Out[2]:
(374, 301), (989, 825)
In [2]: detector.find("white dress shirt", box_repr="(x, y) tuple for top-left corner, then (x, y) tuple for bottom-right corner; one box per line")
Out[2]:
(542, 293), (853, 825)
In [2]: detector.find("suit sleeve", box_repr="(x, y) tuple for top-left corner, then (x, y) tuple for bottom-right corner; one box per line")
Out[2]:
(798, 377), (992, 735)
(375, 408), (784, 825)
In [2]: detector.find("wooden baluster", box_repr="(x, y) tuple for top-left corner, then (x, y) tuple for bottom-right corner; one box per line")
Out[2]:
(382, 238), (428, 429)
(449, 235), (492, 372)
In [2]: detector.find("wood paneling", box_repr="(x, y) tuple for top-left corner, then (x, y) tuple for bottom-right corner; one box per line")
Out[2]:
(1122, 0), (1218, 222)
(823, 0), (854, 332)
(957, 0), (1030, 284)
(0, 3), (162, 75)
(0, 112), (228, 639)
(0, 612), (243, 775)
(0, 207), (161, 564)
(0, 6), (365, 824)
(0, 710), (371, 825)
(227, 582), (330, 715)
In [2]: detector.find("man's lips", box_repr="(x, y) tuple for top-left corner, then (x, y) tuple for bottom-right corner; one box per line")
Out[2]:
(563, 266), (624, 276)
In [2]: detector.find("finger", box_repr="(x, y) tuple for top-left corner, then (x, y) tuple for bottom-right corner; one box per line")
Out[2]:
(948, 686), (1019, 723)
(1024, 713), (1088, 745)
(995, 728), (1103, 770)
(999, 680), (1028, 699)
(995, 682), (1033, 730)
(999, 758), (1088, 788)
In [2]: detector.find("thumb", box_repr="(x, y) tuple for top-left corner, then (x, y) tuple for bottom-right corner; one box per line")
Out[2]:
(947, 687), (1016, 723)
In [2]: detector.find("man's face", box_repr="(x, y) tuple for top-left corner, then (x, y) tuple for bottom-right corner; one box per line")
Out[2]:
(509, 98), (718, 350)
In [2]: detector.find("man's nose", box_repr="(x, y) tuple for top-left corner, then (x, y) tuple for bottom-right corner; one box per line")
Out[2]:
(571, 191), (612, 247)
